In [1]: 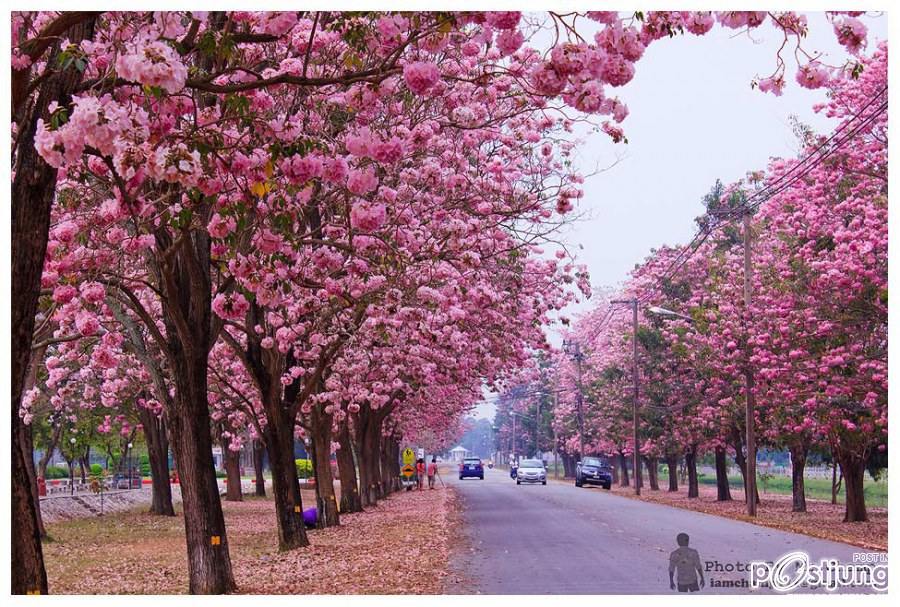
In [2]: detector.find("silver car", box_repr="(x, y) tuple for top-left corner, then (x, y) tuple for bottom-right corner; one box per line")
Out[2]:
(516, 459), (547, 485)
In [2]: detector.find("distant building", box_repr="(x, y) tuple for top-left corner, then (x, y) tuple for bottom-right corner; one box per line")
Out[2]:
(449, 445), (469, 462)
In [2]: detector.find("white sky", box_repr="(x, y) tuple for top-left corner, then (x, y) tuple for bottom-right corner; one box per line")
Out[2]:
(472, 12), (888, 420)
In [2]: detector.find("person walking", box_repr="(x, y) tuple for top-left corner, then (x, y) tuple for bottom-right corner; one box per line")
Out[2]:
(427, 457), (438, 489)
(415, 458), (426, 490)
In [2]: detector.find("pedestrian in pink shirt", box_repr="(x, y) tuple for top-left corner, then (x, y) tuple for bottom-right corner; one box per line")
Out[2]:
(427, 457), (438, 489)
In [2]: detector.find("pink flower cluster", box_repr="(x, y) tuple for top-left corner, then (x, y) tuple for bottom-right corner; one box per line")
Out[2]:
(347, 167), (379, 195)
(796, 61), (831, 89)
(833, 17), (868, 54)
(280, 154), (323, 184)
(350, 201), (387, 232)
(403, 61), (440, 95)
(115, 40), (187, 93)
(212, 293), (251, 321)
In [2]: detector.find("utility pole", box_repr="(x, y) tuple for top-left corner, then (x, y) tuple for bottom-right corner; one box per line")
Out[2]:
(631, 299), (641, 496)
(563, 341), (586, 461)
(512, 412), (517, 463)
(743, 209), (757, 517)
(612, 297), (641, 495)
(553, 390), (559, 479)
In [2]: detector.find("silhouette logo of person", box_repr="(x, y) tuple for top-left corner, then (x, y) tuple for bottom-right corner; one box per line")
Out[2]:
(669, 532), (705, 592)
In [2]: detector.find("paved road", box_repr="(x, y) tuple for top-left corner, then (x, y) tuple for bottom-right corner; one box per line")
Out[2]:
(448, 467), (885, 595)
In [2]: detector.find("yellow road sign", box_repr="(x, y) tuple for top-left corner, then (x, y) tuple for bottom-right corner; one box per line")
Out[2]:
(401, 464), (415, 478)
(402, 448), (416, 466)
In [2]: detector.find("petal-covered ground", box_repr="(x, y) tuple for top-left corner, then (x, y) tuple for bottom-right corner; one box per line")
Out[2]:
(43, 486), (454, 594)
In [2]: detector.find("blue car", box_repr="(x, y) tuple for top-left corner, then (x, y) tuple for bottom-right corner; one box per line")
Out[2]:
(459, 457), (484, 480)
(575, 456), (613, 489)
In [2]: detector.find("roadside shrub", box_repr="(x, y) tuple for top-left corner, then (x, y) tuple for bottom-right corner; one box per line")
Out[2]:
(90, 463), (103, 476)
(295, 459), (312, 479)
(45, 465), (69, 479)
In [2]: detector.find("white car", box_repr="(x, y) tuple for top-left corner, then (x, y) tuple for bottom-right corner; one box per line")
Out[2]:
(516, 459), (547, 485)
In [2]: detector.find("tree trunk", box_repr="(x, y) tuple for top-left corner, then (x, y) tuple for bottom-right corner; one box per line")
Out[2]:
(730, 426), (760, 505)
(79, 452), (89, 484)
(241, 303), (307, 548)
(157, 230), (236, 593)
(253, 440), (266, 497)
(562, 453), (575, 478)
(609, 455), (618, 484)
(685, 447), (699, 498)
(166, 360), (235, 593)
(831, 458), (842, 505)
(223, 441), (242, 502)
(789, 442), (808, 513)
(634, 452), (642, 490)
(666, 454), (679, 492)
(309, 410), (339, 528)
(11, 13), (97, 595)
(335, 422), (362, 513)
(370, 426), (386, 500)
(38, 424), (62, 481)
(20, 342), (47, 537)
(263, 421), (309, 550)
(390, 439), (401, 491)
(381, 436), (400, 494)
(356, 408), (380, 508)
(618, 451), (629, 487)
(19, 421), (45, 537)
(837, 449), (868, 522)
(646, 456), (659, 491)
(139, 407), (175, 516)
(111, 303), (174, 516)
(714, 446), (732, 501)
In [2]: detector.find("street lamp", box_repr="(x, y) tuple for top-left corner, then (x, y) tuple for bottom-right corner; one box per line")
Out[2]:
(127, 442), (134, 489)
(69, 437), (77, 495)
(562, 339), (586, 462)
(647, 306), (694, 324)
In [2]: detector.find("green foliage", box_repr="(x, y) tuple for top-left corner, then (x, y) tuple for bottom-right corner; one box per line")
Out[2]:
(57, 45), (88, 73)
(90, 463), (103, 476)
(45, 465), (70, 479)
(295, 458), (313, 479)
(139, 454), (151, 476)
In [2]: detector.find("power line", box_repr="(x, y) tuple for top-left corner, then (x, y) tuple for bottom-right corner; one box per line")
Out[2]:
(641, 85), (887, 296)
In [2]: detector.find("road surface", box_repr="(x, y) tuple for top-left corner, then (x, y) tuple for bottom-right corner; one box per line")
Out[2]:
(447, 467), (885, 594)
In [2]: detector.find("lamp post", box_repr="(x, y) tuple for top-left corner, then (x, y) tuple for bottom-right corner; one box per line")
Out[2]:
(611, 298), (640, 495)
(127, 442), (133, 489)
(562, 339), (586, 462)
(69, 437), (77, 494)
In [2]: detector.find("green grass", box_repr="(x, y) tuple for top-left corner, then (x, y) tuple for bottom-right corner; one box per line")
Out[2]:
(655, 470), (887, 508)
